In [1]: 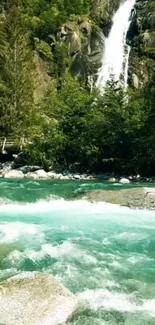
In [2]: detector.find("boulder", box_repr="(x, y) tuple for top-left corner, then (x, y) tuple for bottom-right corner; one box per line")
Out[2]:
(35, 169), (48, 179)
(0, 272), (78, 325)
(108, 177), (117, 183)
(73, 174), (81, 180)
(4, 170), (24, 179)
(60, 175), (70, 180)
(119, 178), (130, 184)
(132, 73), (139, 88)
(25, 172), (39, 180)
(13, 152), (29, 167)
(20, 166), (41, 174)
(47, 172), (63, 179)
(47, 171), (56, 179)
(85, 188), (155, 209)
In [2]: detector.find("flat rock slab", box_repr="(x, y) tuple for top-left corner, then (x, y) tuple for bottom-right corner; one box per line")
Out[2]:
(86, 188), (155, 209)
(0, 272), (77, 325)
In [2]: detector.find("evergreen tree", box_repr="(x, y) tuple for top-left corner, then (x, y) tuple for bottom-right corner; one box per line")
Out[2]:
(0, 1), (35, 137)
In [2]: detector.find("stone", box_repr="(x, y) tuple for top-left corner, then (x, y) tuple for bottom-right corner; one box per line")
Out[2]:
(132, 73), (139, 88)
(13, 152), (29, 167)
(47, 171), (55, 179)
(20, 166), (41, 174)
(4, 170), (24, 179)
(108, 177), (117, 183)
(73, 174), (81, 180)
(0, 272), (78, 325)
(35, 169), (48, 179)
(60, 175), (69, 180)
(85, 188), (155, 210)
(119, 178), (130, 184)
(25, 172), (39, 180)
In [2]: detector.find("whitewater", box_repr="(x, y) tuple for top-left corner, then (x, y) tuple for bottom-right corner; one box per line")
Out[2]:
(96, 0), (136, 88)
(0, 178), (155, 324)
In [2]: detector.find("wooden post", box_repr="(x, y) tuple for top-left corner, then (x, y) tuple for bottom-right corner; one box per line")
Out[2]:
(20, 136), (25, 151)
(2, 137), (6, 154)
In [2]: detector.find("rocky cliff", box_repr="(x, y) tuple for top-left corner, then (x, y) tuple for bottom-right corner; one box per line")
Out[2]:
(56, 0), (122, 82)
(128, 0), (155, 88)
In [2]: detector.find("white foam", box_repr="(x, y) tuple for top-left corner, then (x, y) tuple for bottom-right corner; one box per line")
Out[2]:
(142, 299), (155, 317)
(0, 268), (19, 280)
(78, 289), (138, 312)
(0, 222), (43, 243)
(78, 289), (155, 316)
(5, 241), (98, 266)
(0, 197), (155, 220)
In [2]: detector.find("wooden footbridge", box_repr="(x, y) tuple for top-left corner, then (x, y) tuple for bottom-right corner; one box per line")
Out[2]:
(0, 137), (26, 153)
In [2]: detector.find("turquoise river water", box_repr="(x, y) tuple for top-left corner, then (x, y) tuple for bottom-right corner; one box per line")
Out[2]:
(0, 179), (155, 324)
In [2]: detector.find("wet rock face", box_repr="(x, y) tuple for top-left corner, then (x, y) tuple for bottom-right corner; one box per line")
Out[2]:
(91, 0), (121, 33)
(58, 19), (105, 79)
(127, 0), (155, 88)
(57, 1), (124, 80)
(0, 272), (78, 325)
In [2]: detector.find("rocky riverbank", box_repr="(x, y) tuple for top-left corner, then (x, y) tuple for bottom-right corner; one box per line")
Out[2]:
(0, 163), (97, 180)
(0, 158), (155, 183)
(0, 160), (154, 183)
(0, 164), (142, 183)
(85, 188), (155, 210)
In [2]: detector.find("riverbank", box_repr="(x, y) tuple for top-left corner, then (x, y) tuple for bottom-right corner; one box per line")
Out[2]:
(85, 188), (155, 210)
(1, 161), (155, 183)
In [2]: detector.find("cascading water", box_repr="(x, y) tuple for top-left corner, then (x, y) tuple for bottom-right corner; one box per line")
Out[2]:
(96, 0), (136, 88)
(124, 45), (131, 88)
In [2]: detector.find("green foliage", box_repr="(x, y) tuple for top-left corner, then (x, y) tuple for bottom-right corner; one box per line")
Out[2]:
(27, 75), (148, 174)
(0, 2), (36, 137)
(0, 0), (155, 176)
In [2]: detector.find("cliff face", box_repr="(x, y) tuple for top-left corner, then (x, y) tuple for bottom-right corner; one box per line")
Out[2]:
(56, 0), (122, 81)
(127, 0), (155, 88)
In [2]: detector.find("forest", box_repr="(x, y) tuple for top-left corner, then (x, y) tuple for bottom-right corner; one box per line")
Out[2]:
(0, 0), (155, 176)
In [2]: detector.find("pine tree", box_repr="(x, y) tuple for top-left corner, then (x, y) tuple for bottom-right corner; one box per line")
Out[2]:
(0, 1), (35, 137)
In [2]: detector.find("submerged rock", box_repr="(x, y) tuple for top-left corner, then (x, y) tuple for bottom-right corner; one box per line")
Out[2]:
(0, 272), (78, 325)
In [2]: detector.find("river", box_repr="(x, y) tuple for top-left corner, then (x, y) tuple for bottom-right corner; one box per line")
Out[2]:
(0, 179), (155, 324)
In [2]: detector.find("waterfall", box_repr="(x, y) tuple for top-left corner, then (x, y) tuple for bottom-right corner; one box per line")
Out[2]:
(96, 0), (136, 88)
(124, 45), (131, 88)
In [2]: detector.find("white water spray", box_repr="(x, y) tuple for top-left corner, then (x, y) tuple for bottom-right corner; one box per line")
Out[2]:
(124, 45), (131, 88)
(96, 0), (136, 88)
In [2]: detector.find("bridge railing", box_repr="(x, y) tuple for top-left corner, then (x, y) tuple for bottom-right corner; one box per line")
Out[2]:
(0, 137), (28, 153)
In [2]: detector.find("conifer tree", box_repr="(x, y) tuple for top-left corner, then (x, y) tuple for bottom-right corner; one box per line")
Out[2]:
(0, 1), (35, 137)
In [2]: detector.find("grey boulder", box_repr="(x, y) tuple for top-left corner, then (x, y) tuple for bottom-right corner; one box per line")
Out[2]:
(0, 272), (78, 325)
